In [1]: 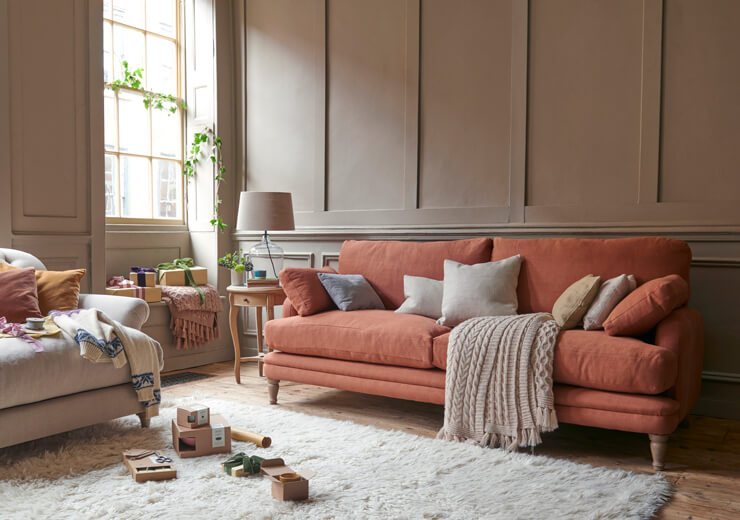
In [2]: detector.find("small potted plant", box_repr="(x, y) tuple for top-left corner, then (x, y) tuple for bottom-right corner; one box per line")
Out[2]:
(219, 249), (251, 286)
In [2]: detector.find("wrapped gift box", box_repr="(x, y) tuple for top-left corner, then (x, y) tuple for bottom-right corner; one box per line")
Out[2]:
(172, 414), (231, 458)
(158, 266), (208, 287)
(129, 269), (157, 287)
(105, 285), (162, 303)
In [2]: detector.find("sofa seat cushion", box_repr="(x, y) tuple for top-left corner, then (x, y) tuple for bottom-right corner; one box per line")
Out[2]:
(0, 334), (131, 410)
(432, 329), (677, 395)
(265, 310), (450, 369)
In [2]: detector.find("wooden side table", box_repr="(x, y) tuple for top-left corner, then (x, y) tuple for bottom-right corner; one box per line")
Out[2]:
(227, 285), (286, 383)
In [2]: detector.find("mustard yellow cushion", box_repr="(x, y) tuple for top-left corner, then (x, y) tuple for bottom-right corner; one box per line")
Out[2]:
(0, 263), (86, 315)
(552, 274), (601, 329)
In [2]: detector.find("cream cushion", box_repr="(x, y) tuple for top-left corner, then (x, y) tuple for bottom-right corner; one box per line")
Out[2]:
(582, 274), (637, 331)
(437, 255), (521, 327)
(552, 275), (602, 329)
(395, 275), (444, 320)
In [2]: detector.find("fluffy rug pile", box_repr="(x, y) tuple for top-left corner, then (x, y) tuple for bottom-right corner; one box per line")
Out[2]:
(0, 396), (671, 519)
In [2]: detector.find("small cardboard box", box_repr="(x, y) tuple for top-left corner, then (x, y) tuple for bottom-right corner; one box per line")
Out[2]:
(177, 404), (210, 429)
(122, 449), (177, 483)
(129, 271), (157, 287)
(158, 266), (208, 287)
(172, 414), (231, 458)
(105, 285), (162, 303)
(261, 458), (316, 501)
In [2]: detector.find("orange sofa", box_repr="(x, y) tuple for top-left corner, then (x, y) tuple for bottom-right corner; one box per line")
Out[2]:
(264, 237), (704, 470)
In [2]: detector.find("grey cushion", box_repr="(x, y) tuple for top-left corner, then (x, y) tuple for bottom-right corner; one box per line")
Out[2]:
(437, 255), (522, 327)
(317, 273), (385, 311)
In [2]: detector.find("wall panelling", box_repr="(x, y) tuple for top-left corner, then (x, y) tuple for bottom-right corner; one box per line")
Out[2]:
(240, 0), (740, 417)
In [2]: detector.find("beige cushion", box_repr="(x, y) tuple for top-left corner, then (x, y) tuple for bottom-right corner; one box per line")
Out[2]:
(437, 255), (521, 327)
(582, 274), (636, 331)
(552, 274), (601, 329)
(395, 275), (444, 320)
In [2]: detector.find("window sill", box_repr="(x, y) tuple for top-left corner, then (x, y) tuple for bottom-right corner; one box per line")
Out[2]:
(106, 222), (189, 233)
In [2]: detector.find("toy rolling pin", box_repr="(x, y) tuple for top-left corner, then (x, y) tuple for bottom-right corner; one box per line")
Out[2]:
(231, 427), (272, 448)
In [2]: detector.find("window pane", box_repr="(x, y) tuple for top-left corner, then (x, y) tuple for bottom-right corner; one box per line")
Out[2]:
(152, 108), (180, 159)
(118, 91), (150, 155)
(112, 0), (145, 29)
(103, 0), (112, 20)
(121, 155), (151, 218)
(113, 25), (145, 84)
(105, 155), (118, 217)
(104, 91), (117, 151)
(153, 160), (181, 219)
(147, 35), (177, 95)
(103, 21), (113, 83)
(146, 0), (176, 38)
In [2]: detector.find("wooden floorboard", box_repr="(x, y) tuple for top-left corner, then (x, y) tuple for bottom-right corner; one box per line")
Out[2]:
(163, 362), (740, 520)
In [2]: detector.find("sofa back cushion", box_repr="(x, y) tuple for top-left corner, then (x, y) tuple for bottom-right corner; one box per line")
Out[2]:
(338, 238), (493, 309)
(492, 237), (691, 314)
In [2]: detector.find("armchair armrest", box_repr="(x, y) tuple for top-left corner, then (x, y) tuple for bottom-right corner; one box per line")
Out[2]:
(281, 298), (298, 318)
(654, 306), (704, 418)
(77, 294), (150, 330)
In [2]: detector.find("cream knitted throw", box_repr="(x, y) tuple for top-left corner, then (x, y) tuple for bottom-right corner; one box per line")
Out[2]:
(438, 313), (560, 450)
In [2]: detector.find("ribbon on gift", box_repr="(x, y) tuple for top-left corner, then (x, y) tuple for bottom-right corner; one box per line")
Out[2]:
(0, 317), (44, 352)
(222, 452), (265, 476)
(156, 257), (205, 306)
(131, 267), (156, 287)
(107, 276), (135, 289)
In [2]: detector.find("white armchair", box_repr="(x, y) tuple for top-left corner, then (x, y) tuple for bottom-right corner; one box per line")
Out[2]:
(0, 248), (153, 448)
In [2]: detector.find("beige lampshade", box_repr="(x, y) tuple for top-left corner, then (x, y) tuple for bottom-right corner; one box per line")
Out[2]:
(236, 191), (295, 231)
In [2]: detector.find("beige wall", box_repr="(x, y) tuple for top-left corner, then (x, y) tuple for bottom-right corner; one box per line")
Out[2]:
(0, 0), (105, 292)
(240, 0), (740, 418)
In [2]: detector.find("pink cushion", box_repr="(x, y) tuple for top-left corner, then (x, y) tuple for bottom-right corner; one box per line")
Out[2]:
(604, 274), (689, 336)
(491, 237), (691, 313)
(278, 266), (337, 316)
(265, 309), (450, 369)
(338, 238), (492, 309)
(0, 267), (43, 323)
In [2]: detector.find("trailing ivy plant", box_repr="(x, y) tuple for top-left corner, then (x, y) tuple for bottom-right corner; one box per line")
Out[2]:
(183, 127), (227, 231)
(106, 61), (227, 231)
(108, 60), (186, 114)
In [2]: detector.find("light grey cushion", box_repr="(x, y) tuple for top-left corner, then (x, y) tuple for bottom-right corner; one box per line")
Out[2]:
(437, 255), (521, 327)
(582, 274), (637, 330)
(395, 275), (443, 319)
(317, 273), (385, 311)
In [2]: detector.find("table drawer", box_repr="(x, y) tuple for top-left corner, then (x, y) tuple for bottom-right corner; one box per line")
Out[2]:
(233, 294), (286, 306)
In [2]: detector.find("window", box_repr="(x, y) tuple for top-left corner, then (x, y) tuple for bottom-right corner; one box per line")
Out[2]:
(103, 0), (184, 223)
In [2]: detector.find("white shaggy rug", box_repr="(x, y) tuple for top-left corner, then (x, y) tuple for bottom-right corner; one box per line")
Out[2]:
(0, 395), (671, 519)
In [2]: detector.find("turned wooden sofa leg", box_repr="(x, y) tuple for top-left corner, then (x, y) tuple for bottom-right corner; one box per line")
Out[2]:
(649, 434), (669, 471)
(137, 412), (150, 428)
(267, 378), (280, 405)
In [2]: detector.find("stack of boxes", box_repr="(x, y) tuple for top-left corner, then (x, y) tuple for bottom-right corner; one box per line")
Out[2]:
(172, 404), (232, 458)
(105, 268), (162, 302)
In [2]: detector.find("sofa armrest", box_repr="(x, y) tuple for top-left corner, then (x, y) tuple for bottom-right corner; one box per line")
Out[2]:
(654, 306), (704, 418)
(77, 294), (150, 330)
(281, 298), (298, 318)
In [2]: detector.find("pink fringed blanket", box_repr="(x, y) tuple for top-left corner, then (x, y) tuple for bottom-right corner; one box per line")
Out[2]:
(161, 284), (223, 349)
